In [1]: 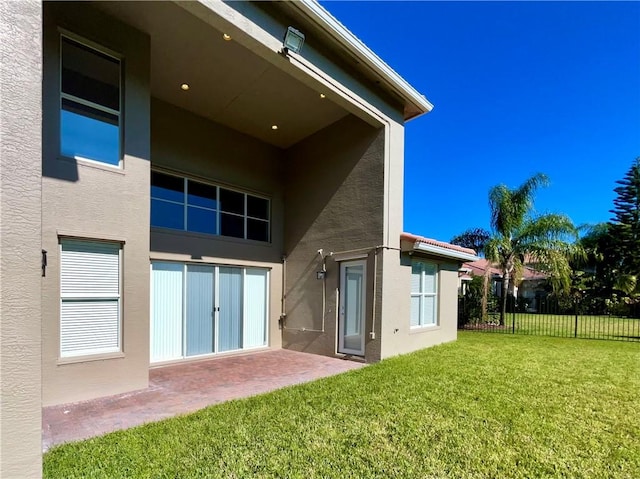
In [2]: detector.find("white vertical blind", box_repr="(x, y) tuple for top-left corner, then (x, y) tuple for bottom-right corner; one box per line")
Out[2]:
(423, 263), (437, 293)
(60, 240), (121, 358)
(244, 269), (267, 349)
(423, 296), (436, 325)
(151, 262), (183, 362)
(218, 267), (243, 352)
(411, 263), (422, 293)
(186, 265), (214, 356)
(410, 296), (421, 327)
(150, 262), (268, 360)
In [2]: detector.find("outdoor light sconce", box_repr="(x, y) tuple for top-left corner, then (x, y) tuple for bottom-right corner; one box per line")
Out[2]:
(316, 270), (326, 280)
(41, 249), (47, 277)
(283, 26), (305, 54)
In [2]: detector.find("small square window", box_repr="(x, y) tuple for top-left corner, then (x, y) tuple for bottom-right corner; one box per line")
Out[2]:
(221, 213), (245, 238)
(247, 218), (269, 242)
(220, 188), (245, 215)
(247, 195), (269, 220)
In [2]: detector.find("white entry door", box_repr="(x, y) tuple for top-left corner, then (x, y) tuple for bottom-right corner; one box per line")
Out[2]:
(338, 260), (366, 356)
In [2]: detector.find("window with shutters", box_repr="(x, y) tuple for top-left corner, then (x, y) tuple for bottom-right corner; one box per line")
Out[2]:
(59, 239), (122, 358)
(410, 260), (438, 328)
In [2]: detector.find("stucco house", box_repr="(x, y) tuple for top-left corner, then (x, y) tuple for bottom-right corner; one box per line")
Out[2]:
(1, 1), (478, 475)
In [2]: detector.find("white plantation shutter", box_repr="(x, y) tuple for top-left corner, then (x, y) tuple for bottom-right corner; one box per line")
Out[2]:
(60, 240), (121, 357)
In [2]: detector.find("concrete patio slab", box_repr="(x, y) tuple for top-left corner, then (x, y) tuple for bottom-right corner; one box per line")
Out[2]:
(42, 349), (364, 451)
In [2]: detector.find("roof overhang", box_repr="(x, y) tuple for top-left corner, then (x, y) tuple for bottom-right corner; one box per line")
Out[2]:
(285, 0), (434, 121)
(411, 242), (480, 262)
(401, 233), (479, 263)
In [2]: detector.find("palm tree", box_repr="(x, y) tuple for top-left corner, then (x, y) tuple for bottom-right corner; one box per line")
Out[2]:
(483, 173), (581, 325)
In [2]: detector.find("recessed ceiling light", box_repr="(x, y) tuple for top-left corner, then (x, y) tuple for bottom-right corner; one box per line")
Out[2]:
(181, 83), (190, 91)
(223, 33), (232, 41)
(319, 93), (326, 99)
(271, 125), (278, 130)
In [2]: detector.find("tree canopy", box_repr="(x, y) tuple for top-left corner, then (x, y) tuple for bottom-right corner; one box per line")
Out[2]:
(610, 157), (640, 277)
(450, 228), (490, 255)
(454, 173), (581, 325)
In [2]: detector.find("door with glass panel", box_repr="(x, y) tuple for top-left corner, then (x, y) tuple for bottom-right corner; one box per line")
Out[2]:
(151, 262), (268, 362)
(338, 260), (366, 356)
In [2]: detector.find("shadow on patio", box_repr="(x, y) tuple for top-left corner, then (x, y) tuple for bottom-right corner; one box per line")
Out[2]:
(42, 349), (364, 451)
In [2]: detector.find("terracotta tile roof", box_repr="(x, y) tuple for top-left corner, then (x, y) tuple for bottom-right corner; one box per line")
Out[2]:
(522, 266), (547, 280)
(400, 232), (477, 256)
(464, 258), (502, 276)
(462, 259), (548, 281)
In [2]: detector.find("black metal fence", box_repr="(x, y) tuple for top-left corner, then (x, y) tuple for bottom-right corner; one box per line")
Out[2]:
(459, 296), (640, 342)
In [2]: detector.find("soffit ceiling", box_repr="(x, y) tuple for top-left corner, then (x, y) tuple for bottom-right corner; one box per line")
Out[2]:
(93, 1), (348, 149)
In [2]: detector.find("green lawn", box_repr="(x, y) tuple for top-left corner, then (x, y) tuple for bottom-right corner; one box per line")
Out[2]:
(481, 313), (640, 340)
(44, 333), (640, 479)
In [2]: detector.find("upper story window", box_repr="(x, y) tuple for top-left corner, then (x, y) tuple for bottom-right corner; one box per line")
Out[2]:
(151, 171), (270, 243)
(411, 260), (438, 328)
(60, 35), (121, 167)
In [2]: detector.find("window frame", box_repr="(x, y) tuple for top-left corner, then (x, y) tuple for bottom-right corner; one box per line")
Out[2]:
(59, 238), (123, 359)
(151, 169), (271, 243)
(59, 30), (123, 168)
(410, 259), (439, 329)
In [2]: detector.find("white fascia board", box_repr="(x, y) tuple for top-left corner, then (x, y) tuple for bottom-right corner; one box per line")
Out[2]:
(414, 243), (479, 263)
(289, 0), (434, 119)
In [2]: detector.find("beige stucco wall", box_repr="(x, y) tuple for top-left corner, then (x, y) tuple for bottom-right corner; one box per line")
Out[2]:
(150, 99), (284, 351)
(41, 3), (151, 406)
(282, 115), (385, 361)
(381, 254), (459, 359)
(0, 1), (43, 476)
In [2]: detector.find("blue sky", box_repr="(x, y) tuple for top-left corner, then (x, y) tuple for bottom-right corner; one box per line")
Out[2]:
(321, 1), (640, 242)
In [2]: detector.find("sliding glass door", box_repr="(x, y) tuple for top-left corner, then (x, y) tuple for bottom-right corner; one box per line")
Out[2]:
(150, 262), (268, 363)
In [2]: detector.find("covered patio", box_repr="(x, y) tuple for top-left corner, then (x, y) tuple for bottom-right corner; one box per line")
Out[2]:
(42, 349), (363, 451)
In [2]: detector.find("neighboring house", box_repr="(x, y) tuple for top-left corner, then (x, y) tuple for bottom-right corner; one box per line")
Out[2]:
(461, 259), (549, 311)
(1, 1), (477, 475)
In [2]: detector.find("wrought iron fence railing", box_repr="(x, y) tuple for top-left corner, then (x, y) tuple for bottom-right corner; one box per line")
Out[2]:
(459, 296), (640, 342)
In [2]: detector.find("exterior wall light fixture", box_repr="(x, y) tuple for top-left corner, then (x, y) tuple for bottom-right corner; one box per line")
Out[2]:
(283, 26), (305, 54)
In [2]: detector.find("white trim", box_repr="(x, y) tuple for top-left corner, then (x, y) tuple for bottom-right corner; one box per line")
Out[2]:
(413, 242), (479, 262)
(288, 0), (433, 119)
